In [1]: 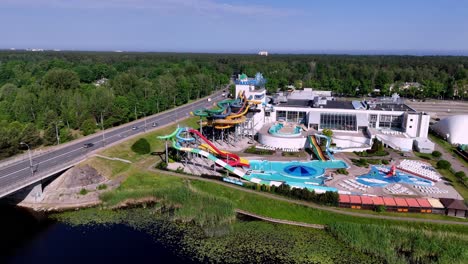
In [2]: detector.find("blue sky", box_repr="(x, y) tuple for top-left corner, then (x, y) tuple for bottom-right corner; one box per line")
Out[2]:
(1, 0), (467, 54)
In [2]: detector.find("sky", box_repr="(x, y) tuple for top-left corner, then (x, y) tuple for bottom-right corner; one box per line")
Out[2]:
(0, 0), (467, 54)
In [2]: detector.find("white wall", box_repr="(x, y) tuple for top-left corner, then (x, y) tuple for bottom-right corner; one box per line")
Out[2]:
(258, 133), (307, 149)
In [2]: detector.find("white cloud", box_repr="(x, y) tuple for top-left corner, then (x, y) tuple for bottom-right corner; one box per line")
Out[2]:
(0, 0), (296, 16)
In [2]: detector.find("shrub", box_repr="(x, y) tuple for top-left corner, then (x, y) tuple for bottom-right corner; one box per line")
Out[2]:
(79, 188), (88, 195)
(436, 160), (451, 170)
(381, 159), (390, 165)
(131, 138), (151, 155)
(374, 205), (386, 212)
(455, 171), (466, 180)
(97, 184), (107, 190)
(431, 150), (442, 158)
(336, 168), (349, 175)
(156, 162), (168, 170)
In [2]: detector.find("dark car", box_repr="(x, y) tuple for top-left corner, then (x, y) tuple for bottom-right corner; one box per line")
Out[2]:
(132, 126), (138, 130)
(83, 143), (94, 148)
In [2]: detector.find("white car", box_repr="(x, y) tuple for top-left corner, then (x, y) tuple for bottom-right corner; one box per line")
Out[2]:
(207, 98), (212, 102)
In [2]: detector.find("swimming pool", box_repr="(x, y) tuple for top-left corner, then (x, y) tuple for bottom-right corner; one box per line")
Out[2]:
(268, 123), (301, 137)
(244, 160), (348, 192)
(356, 166), (434, 187)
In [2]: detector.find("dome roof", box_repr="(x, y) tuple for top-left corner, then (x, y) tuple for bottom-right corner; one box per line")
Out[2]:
(432, 115), (468, 144)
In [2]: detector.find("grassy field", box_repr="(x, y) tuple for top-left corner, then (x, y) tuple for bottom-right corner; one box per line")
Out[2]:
(99, 117), (200, 162)
(80, 156), (131, 179)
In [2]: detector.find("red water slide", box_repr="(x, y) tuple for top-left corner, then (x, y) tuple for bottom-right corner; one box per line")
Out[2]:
(188, 129), (249, 167)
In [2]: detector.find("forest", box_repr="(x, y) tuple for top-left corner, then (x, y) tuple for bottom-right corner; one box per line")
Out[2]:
(1, 51), (468, 158)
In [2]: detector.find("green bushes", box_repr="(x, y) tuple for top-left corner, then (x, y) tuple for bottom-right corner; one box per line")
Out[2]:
(79, 188), (88, 195)
(244, 183), (339, 206)
(97, 184), (107, 190)
(156, 161), (168, 170)
(374, 205), (386, 212)
(381, 159), (390, 165)
(131, 138), (151, 155)
(336, 168), (349, 175)
(432, 150), (442, 158)
(437, 159), (451, 170)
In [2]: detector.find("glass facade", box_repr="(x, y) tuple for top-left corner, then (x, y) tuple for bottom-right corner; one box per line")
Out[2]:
(320, 113), (357, 131)
(276, 111), (306, 123)
(379, 114), (403, 129)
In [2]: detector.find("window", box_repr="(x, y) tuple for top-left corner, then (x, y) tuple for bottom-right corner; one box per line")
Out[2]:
(320, 113), (357, 131)
(379, 115), (403, 130)
(276, 111), (286, 121)
(409, 126), (412, 128)
(369, 114), (378, 128)
(410, 119), (413, 122)
(265, 111), (270, 117)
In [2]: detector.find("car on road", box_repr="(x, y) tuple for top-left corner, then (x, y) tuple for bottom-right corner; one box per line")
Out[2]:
(132, 126), (138, 130)
(83, 143), (94, 148)
(152, 122), (158, 127)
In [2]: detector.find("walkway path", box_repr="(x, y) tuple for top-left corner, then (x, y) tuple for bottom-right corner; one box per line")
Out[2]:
(235, 209), (325, 229)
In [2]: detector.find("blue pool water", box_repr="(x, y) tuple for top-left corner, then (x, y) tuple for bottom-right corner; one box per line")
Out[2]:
(356, 166), (434, 187)
(245, 160), (348, 192)
(268, 123), (301, 137)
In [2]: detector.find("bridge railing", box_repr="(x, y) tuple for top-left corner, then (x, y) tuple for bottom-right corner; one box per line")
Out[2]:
(0, 156), (85, 199)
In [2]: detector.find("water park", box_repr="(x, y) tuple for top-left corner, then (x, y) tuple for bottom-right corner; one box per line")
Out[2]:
(156, 73), (463, 215)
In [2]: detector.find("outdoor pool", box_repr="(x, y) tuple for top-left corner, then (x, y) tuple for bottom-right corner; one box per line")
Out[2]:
(268, 123), (302, 137)
(356, 166), (434, 187)
(243, 160), (348, 192)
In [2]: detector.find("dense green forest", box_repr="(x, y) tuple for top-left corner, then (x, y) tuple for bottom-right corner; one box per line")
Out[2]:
(1, 51), (468, 158)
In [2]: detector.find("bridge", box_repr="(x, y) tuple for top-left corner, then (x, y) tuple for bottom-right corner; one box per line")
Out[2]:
(0, 91), (226, 201)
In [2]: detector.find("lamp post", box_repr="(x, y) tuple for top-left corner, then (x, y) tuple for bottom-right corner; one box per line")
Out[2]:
(54, 120), (62, 145)
(101, 112), (106, 146)
(20, 142), (34, 177)
(140, 111), (147, 132)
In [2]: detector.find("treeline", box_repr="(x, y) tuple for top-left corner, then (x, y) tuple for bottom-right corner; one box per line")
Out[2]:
(0, 52), (229, 158)
(1, 51), (468, 159)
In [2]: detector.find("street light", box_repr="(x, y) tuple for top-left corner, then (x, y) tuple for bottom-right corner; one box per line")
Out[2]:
(54, 120), (62, 145)
(140, 111), (147, 132)
(100, 112), (106, 146)
(20, 142), (34, 177)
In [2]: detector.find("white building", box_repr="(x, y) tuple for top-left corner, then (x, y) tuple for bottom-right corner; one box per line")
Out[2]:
(258, 51), (268, 56)
(431, 115), (468, 145)
(235, 76), (432, 152)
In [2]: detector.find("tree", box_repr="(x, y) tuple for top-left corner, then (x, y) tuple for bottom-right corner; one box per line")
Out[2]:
(42, 69), (80, 90)
(131, 138), (151, 154)
(81, 118), (97, 136)
(322, 129), (333, 138)
(436, 160), (451, 170)
(431, 150), (442, 158)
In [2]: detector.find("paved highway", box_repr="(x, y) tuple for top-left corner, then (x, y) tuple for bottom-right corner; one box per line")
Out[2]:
(0, 90), (226, 198)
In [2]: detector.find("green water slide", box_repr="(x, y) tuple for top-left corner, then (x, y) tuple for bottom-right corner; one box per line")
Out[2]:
(192, 99), (236, 117)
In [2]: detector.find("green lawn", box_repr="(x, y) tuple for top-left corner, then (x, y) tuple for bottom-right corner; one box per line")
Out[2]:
(99, 117), (200, 162)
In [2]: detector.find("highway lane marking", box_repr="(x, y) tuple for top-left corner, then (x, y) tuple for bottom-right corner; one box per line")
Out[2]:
(0, 167), (29, 179)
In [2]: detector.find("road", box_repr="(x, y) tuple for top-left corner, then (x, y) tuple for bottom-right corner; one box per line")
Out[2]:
(0, 90), (226, 198)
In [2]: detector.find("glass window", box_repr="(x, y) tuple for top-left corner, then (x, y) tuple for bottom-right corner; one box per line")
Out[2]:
(276, 111), (286, 121)
(379, 115), (403, 130)
(320, 113), (357, 131)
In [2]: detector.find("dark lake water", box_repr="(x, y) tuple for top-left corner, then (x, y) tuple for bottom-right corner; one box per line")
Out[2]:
(0, 204), (189, 264)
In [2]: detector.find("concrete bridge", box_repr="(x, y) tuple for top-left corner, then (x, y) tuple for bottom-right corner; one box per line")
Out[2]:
(0, 91), (225, 202)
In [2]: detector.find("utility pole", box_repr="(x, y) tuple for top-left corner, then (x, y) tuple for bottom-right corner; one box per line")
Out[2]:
(20, 142), (34, 177)
(140, 111), (147, 132)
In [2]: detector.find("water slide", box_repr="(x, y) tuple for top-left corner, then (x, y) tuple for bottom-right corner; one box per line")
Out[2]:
(188, 129), (249, 167)
(308, 135), (326, 161)
(157, 128), (247, 178)
(315, 134), (334, 160)
(199, 143), (250, 167)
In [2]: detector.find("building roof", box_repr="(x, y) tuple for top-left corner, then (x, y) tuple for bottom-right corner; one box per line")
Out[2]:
(349, 195), (362, 204)
(416, 198), (432, 208)
(372, 196), (385, 205)
(439, 198), (468, 211)
(432, 115), (468, 145)
(394, 198), (408, 207)
(383, 197), (396, 206)
(405, 198), (420, 208)
(427, 198), (445, 209)
(360, 196), (373, 205)
(339, 194), (350, 203)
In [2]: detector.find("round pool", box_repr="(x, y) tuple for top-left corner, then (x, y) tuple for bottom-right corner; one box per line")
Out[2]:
(268, 123), (301, 137)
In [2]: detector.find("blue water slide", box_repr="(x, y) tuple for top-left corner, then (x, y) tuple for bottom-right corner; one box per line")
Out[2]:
(315, 134), (334, 160)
